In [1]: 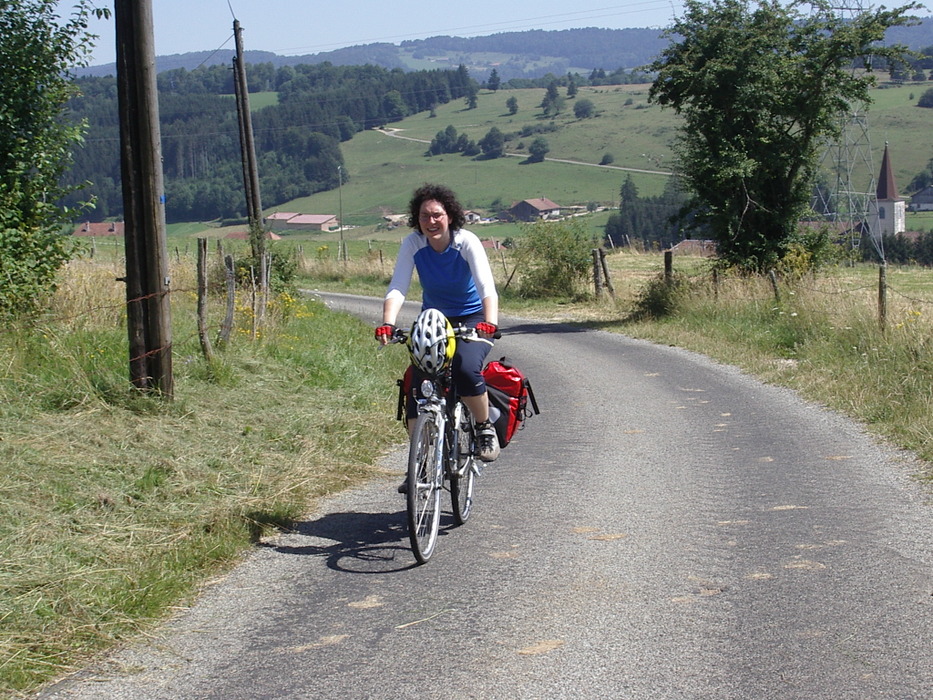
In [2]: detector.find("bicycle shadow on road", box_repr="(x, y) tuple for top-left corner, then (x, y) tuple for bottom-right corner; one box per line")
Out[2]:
(259, 507), (462, 574)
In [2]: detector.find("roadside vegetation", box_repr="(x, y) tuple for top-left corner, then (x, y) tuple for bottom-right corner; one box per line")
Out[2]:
(5, 1), (933, 696)
(0, 250), (408, 696)
(6, 226), (933, 699)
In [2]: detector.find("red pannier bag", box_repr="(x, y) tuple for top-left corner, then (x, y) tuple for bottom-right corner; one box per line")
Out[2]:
(482, 357), (540, 448)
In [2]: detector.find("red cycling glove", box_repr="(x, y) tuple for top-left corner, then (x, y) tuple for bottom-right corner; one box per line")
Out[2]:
(475, 322), (498, 336)
(375, 324), (396, 341)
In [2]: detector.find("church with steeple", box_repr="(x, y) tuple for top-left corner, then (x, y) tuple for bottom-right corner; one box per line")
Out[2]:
(870, 143), (906, 238)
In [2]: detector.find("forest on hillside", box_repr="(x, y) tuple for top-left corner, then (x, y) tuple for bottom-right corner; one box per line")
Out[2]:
(63, 19), (933, 227)
(63, 60), (651, 225)
(63, 63), (475, 223)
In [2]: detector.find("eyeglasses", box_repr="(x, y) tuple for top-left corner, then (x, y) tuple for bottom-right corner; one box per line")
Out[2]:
(419, 211), (447, 221)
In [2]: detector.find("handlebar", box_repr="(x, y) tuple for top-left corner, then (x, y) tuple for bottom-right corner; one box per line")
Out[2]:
(388, 324), (499, 346)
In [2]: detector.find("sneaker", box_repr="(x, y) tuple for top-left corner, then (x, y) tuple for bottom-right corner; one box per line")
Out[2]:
(475, 420), (500, 462)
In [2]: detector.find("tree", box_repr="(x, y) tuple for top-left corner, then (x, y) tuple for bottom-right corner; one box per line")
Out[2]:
(567, 74), (578, 98)
(487, 68), (501, 92)
(620, 175), (639, 208)
(428, 124), (459, 155)
(382, 89), (408, 121)
(919, 88), (933, 108)
(478, 127), (506, 158)
(527, 137), (549, 163)
(465, 83), (478, 109)
(648, 0), (920, 272)
(506, 95), (519, 115)
(0, 0), (104, 321)
(540, 80), (565, 116)
(574, 98), (596, 119)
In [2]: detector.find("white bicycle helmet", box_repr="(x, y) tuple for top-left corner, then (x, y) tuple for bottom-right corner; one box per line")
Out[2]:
(409, 308), (455, 375)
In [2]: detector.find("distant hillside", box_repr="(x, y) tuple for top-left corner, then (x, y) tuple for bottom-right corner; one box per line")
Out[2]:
(77, 19), (933, 80)
(78, 27), (668, 79)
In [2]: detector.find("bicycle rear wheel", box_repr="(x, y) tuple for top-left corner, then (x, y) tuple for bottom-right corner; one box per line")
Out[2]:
(407, 412), (442, 563)
(450, 402), (476, 525)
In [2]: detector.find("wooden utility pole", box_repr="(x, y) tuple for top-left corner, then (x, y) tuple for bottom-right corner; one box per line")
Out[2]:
(233, 19), (265, 266)
(115, 0), (173, 397)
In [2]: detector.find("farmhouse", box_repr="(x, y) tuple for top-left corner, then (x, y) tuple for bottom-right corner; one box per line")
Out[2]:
(266, 212), (298, 228)
(266, 212), (338, 232)
(909, 185), (933, 212)
(73, 221), (124, 236)
(508, 197), (561, 222)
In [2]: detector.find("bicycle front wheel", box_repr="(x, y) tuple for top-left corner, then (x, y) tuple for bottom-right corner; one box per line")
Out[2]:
(407, 412), (442, 563)
(450, 402), (476, 525)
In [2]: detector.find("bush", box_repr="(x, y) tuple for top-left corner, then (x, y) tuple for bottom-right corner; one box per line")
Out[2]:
(780, 225), (851, 277)
(574, 98), (596, 118)
(0, 1), (100, 323)
(512, 219), (594, 298)
(918, 88), (933, 108)
(233, 247), (298, 294)
(0, 223), (74, 321)
(628, 274), (691, 320)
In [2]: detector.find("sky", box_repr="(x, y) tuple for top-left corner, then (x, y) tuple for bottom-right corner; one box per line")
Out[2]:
(71, 0), (686, 67)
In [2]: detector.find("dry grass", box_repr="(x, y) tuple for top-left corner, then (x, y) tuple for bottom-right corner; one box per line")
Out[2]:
(0, 253), (407, 696)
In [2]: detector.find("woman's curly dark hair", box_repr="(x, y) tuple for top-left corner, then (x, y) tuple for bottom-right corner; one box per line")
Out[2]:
(407, 183), (466, 233)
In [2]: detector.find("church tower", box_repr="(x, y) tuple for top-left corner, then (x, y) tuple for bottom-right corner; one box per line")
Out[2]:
(871, 143), (906, 238)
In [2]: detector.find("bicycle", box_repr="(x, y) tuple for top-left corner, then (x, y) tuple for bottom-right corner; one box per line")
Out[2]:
(389, 317), (493, 564)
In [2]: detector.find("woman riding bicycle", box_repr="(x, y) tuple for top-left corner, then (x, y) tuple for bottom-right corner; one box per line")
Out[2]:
(375, 183), (500, 464)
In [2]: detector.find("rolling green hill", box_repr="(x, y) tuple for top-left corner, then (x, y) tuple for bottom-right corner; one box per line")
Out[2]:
(266, 80), (933, 242)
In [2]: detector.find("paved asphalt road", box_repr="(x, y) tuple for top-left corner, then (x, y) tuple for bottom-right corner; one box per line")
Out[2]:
(40, 293), (933, 699)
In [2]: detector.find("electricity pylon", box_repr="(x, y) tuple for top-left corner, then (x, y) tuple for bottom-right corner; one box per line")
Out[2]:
(811, 1), (880, 257)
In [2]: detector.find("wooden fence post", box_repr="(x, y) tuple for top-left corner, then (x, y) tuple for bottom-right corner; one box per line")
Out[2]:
(769, 269), (781, 303)
(592, 248), (603, 298)
(218, 254), (236, 347)
(878, 264), (887, 333)
(196, 238), (215, 363)
(599, 248), (615, 298)
(664, 250), (673, 286)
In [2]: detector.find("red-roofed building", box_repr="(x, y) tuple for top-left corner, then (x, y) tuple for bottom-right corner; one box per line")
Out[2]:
(508, 197), (561, 222)
(73, 221), (124, 236)
(266, 212), (338, 231)
(266, 212), (299, 228)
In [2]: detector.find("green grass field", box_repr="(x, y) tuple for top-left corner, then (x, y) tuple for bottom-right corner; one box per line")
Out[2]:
(169, 80), (933, 244)
(285, 81), (932, 236)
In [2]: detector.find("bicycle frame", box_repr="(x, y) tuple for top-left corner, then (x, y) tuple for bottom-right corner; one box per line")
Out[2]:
(391, 323), (485, 563)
